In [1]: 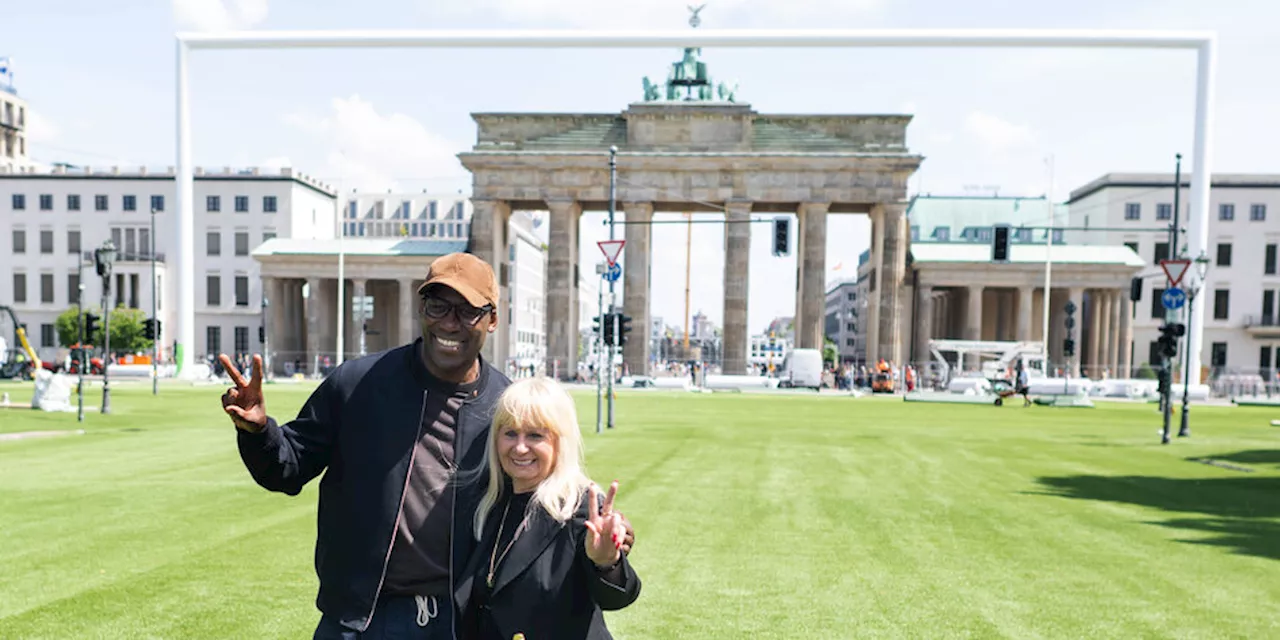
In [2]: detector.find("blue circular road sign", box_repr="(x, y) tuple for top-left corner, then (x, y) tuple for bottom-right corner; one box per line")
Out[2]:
(604, 262), (622, 283)
(1162, 288), (1187, 310)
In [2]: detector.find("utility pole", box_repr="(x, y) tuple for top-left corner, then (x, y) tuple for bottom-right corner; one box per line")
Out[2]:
(151, 207), (159, 395)
(607, 145), (618, 430)
(76, 259), (85, 422)
(596, 263), (605, 434)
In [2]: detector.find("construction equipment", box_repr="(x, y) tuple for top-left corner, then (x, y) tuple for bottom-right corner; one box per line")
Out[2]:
(0, 305), (43, 379)
(928, 340), (1047, 383)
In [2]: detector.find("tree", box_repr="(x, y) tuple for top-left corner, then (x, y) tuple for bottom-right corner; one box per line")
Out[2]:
(55, 306), (89, 347)
(823, 337), (838, 367)
(107, 307), (153, 354)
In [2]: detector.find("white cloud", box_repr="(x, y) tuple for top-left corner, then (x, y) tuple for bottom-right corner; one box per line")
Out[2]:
(283, 95), (467, 193)
(431, 0), (882, 29)
(24, 111), (60, 143)
(965, 111), (1036, 151)
(173, 0), (268, 32)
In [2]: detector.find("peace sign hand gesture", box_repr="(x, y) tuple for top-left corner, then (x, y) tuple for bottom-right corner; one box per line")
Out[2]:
(219, 353), (268, 433)
(584, 481), (625, 569)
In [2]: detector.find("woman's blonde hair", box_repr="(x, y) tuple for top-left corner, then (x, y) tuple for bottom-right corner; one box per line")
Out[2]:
(473, 377), (592, 539)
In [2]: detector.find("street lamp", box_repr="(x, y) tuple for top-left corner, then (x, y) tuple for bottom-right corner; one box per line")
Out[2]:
(93, 239), (117, 414)
(1178, 250), (1211, 438)
(150, 207), (159, 396)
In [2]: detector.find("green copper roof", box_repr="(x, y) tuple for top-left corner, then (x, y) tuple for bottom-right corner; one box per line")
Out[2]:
(906, 195), (1069, 244)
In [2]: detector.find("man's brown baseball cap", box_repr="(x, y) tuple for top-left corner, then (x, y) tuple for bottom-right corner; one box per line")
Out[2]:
(417, 253), (498, 308)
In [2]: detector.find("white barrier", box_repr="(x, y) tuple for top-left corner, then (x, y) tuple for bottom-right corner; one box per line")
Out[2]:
(948, 377), (991, 395)
(703, 375), (781, 391)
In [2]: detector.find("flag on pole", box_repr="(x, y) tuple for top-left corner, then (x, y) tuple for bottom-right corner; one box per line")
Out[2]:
(0, 57), (12, 87)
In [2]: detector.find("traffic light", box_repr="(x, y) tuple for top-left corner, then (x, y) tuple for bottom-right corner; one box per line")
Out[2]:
(772, 217), (790, 256)
(991, 224), (1012, 263)
(1129, 277), (1143, 302)
(602, 313), (616, 346)
(84, 313), (100, 343)
(153, 319), (162, 340)
(618, 314), (633, 346)
(258, 326), (265, 344)
(1158, 322), (1186, 359)
(143, 318), (156, 340)
(1063, 338), (1075, 358)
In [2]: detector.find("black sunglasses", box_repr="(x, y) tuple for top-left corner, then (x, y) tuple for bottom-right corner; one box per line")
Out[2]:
(422, 296), (493, 327)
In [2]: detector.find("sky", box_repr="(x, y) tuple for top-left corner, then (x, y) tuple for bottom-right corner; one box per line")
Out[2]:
(4, 0), (1280, 334)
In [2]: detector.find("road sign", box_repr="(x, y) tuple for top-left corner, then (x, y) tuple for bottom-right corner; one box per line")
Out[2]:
(1161, 287), (1187, 310)
(604, 263), (622, 283)
(597, 240), (626, 266)
(1160, 259), (1191, 287)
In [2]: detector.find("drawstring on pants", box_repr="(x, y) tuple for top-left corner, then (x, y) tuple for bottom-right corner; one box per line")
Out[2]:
(414, 595), (439, 627)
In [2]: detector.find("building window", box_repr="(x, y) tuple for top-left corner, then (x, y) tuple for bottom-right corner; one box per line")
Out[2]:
(68, 273), (80, 305)
(263, 196), (277, 213)
(1154, 242), (1169, 264)
(234, 196), (249, 212)
(206, 326), (221, 357)
(40, 273), (54, 304)
(935, 227), (950, 242)
(39, 194), (53, 211)
(1211, 342), (1228, 368)
(846, 322), (856, 332)
(206, 231), (221, 256)
(1051, 229), (1064, 244)
(1261, 346), (1272, 371)
(67, 194), (80, 211)
(1124, 203), (1140, 220)
(1156, 203), (1172, 220)
(1219, 203), (1234, 221)
(234, 231), (249, 256)
(206, 275), (221, 306)
(1251, 204), (1267, 221)
(12, 228), (25, 254)
(123, 195), (137, 211)
(1267, 244), (1277, 275)
(94, 195), (108, 211)
(1015, 228), (1033, 242)
(234, 276), (249, 307)
(1263, 290), (1275, 324)
(12, 194), (25, 210)
(262, 230), (276, 243)
(12, 273), (25, 303)
(40, 229), (53, 254)
(1216, 243), (1232, 267)
(150, 195), (165, 212)
(1214, 289), (1230, 320)
(40, 324), (55, 348)
(1124, 241), (1139, 255)
(1151, 288), (1166, 319)
(207, 195), (221, 212)
(234, 326), (249, 354)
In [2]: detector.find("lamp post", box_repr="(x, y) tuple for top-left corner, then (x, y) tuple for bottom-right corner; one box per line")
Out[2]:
(1179, 251), (1211, 438)
(150, 207), (159, 396)
(76, 258), (85, 422)
(94, 239), (117, 414)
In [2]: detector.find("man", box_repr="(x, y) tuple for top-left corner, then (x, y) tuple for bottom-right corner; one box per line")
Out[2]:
(219, 253), (634, 639)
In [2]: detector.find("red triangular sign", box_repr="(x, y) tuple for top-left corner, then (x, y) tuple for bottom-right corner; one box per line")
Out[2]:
(598, 240), (626, 266)
(1160, 259), (1191, 287)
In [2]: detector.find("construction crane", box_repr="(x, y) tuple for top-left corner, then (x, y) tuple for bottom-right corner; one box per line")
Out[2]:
(1, 305), (43, 379)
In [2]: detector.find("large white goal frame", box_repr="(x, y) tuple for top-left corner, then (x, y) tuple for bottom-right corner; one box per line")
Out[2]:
(174, 28), (1217, 380)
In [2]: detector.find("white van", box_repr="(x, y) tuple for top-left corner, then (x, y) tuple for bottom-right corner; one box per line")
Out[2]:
(781, 348), (824, 390)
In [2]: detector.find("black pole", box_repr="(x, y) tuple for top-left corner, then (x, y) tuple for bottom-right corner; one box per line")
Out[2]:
(101, 278), (112, 415)
(1160, 355), (1172, 444)
(607, 145), (617, 430)
(1179, 288), (1196, 437)
(151, 208), (159, 396)
(1171, 154), (1182, 260)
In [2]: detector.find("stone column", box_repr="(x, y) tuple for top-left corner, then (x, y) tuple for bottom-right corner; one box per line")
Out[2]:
(915, 286), (934, 366)
(1101, 291), (1116, 376)
(793, 202), (829, 350)
(1107, 290), (1121, 377)
(1119, 292), (1134, 378)
(351, 278), (367, 357)
(622, 201), (653, 376)
(305, 277), (322, 375)
(1088, 290), (1102, 378)
(877, 203), (909, 366)
(966, 285), (983, 370)
(1068, 287), (1085, 377)
(469, 199), (512, 369)
(1017, 286), (1034, 342)
(545, 199), (580, 381)
(866, 206), (885, 364)
(260, 276), (276, 373)
(722, 200), (752, 375)
(399, 277), (417, 346)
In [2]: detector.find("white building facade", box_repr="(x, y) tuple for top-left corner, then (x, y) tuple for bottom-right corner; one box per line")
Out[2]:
(508, 212), (547, 374)
(1067, 173), (1280, 377)
(824, 279), (861, 364)
(0, 165), (336, 363)
(0, 85), (29, 173)
(342, 191), (472, 240)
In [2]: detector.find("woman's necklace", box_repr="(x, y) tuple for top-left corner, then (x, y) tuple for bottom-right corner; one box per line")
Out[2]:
(487, 495), (530, 588)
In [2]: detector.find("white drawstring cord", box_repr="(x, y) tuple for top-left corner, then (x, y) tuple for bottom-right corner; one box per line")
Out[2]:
(414, 595), (439, 627)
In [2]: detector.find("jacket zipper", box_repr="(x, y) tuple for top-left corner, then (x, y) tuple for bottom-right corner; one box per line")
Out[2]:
(362, 388), (431, 631)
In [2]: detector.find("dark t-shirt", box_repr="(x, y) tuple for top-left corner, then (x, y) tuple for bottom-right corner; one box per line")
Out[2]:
(381, 364), (484, 597)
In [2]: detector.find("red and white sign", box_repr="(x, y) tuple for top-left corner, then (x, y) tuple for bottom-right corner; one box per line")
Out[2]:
(1160, 259), (1191, 288)
(597, 240), (626, 267)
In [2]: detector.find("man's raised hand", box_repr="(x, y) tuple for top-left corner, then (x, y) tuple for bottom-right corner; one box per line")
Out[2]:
(219, 353), (268, 433)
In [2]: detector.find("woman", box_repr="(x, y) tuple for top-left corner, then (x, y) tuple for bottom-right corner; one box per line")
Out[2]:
(456, 377), (641, 640)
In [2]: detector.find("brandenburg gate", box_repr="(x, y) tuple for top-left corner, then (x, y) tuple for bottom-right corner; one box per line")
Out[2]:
(461, 45), (922, 378)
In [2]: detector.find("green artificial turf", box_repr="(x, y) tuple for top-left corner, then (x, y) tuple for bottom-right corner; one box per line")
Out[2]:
(1, 381), (1279, 638)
